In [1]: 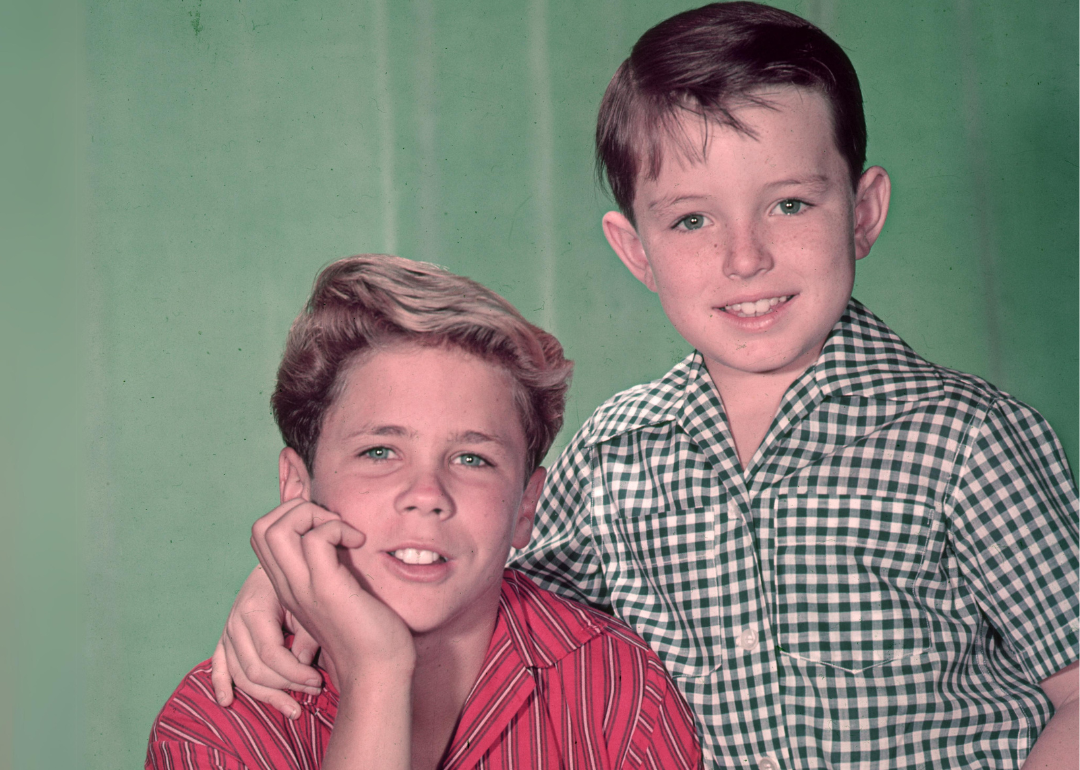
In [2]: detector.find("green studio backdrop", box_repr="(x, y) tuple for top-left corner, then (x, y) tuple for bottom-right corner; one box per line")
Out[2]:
(67, 0), (1078, 767)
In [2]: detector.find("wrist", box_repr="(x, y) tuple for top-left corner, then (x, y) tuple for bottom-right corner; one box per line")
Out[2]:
(324, 663), (413, 770)
(333, 648), (416, 700)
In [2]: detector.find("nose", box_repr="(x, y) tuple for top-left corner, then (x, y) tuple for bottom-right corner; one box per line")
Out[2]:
(721, 220), (773, 279)
(396, 465), (454, 519)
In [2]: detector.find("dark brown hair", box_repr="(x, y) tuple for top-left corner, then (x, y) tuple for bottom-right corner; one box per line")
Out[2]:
(273, 254), (573, 475)
(596, 1), (866, 223)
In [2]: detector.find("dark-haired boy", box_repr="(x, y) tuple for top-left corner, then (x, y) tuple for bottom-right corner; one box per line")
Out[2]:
(212, 4), (1078, 768)
(146, 255), (702, 769)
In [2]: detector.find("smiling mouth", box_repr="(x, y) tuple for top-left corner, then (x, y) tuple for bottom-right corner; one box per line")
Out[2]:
(391, 548), (447, 565)
(721, 295), (792, 318)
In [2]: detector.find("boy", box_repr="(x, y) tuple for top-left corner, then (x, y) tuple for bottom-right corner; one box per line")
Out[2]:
(212, 4), (1079, 768)
(146, 255), (702, 769)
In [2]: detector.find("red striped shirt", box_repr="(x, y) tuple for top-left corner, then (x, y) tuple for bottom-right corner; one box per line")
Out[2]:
(147, 570), (701, 769)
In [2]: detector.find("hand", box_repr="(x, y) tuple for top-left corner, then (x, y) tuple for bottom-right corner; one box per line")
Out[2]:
(210, 561), (324, 719)
(254, 498), (415, 770)
(251, 498), (416, 688)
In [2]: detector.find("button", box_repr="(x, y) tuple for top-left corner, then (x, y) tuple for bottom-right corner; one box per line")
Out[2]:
(758, 757), (779, 770)
(737, 628), (759, 651)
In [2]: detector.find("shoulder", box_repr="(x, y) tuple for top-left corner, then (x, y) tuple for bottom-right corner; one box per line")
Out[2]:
(147, 660), (246, 768)
(147, 659), (333, 770)
(501, 570), (662, 661)
(496, 572), (702, 767)
(851, 307), (1076, 504)
(911, 359), (1063, 454)
(539, 354), (698, 501)
(837, 300), (1030, 418)
(150, 660), (231, 738)
(577, 354), (697, 446)
(920, 363), (1010, 422)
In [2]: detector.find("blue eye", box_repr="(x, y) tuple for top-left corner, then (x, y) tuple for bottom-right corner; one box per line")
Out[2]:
(362, 446), (395, 461)
(776, 199), (806, 215)
(455, 453), (489, 467)
(675, 214), (707, 231)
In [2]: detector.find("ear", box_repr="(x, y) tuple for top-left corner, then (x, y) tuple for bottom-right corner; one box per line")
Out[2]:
(511, 467), (546, 550)
(852, 166), (891, 260)
(602, 210), (658, 292)
(278, 447), (313, 504)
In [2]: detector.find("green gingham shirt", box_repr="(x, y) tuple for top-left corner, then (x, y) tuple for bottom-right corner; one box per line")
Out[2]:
(512, 299), (1079, 769)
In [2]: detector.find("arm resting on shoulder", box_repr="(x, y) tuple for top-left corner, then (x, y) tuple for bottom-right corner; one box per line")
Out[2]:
(211, 564), (323, 717)
(1022, 661), (1079, 770)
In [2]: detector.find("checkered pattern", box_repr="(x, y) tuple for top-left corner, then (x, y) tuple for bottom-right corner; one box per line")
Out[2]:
(512, 299), (1079, 769)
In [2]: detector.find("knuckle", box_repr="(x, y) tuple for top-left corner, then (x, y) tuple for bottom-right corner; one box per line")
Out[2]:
(242, 659), (269, 682)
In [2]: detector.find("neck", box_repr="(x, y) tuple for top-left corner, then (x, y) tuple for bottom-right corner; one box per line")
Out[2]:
(321, 610), (498, 770)
(410, 612), (496, 700)
(704, 359), (812, 469)
(411, 613), (498, 769)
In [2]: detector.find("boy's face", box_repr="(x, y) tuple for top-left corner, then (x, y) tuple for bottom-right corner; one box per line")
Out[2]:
(281, 344), (544, 638)
(603, 87), (890, 385)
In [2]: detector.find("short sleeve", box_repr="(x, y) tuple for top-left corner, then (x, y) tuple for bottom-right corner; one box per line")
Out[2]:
(146, 663), (250, 770)
(511, 424), (610, 609)
(147, 741), (248, 770)
(623, 656), (703, 770)
(947, 396), (1079, 682)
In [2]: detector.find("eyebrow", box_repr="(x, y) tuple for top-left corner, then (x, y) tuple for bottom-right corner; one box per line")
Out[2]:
(763, 174), (832, 191)
(647, 194), (712, 213)
(341, 424), (508, 447)
(358, 424), (411, 438)
(646, 173), (834, 214)
(451, 430), (507, 446)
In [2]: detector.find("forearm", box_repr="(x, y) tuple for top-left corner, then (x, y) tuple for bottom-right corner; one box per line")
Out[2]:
(1021, 698), (1079, 770)
(322, 667), (413, 770)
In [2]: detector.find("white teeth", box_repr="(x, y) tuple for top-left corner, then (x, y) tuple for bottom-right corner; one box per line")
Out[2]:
(723, 295), (790, 318)
(392, 548), (444, 565)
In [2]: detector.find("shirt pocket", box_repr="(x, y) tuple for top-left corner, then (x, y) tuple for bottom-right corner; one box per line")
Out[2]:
(601, 505), (725, 679)
(773, 495), (933, 673)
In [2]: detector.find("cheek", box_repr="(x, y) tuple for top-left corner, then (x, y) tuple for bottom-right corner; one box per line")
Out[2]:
(340, 549), (378, 593)
(650, 251), (710, 301)
(474, 492), (523, 547)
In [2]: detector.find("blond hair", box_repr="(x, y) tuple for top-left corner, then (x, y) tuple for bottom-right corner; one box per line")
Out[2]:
(273, 254), (573, 474)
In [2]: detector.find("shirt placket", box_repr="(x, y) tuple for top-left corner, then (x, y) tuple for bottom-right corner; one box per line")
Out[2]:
(682, 395), (794, 770)
(734, 371), (830, 770)
(725, 478), (793, 769)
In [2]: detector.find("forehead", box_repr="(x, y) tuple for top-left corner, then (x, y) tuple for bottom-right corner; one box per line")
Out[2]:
(323, 343), (526, 446)
(337, 343), (515, 406)
(638, 87), (842, 190)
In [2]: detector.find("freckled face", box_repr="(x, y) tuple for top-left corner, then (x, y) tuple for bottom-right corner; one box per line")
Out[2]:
(307, 345), (543, 638)
(610, 88), (885, 383)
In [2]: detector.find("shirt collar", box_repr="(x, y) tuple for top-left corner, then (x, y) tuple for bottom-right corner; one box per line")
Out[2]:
(810, 299), (944, 401)
(587, 355), (696, 445)
(495, 569), (603, 669)
(587, 298), (944, 446)
(297, 572), (603, 721)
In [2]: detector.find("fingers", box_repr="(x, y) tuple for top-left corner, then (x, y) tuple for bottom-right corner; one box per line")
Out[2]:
(211, 637), (235, 707)
(300, 519), (367, 571)
(249, 498), (312, 574)
(296, 519), (369, 608)
(291, 623), (321, 667)
(222, 632), (305, 720)
(226, 604), (323, 695)
(252, 500), (343, 583)
(250, 503), (387, 685)
(257, 503), (364, 615)
(216, 563), (322, 717)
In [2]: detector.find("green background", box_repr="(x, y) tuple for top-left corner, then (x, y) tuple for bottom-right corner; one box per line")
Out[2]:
(9, 0), (1078, 767)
